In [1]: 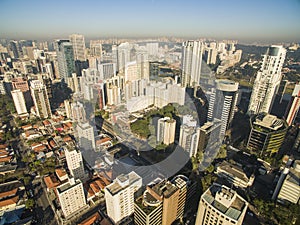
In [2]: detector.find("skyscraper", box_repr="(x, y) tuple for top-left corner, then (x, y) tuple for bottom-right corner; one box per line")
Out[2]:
(285, 84), (300, 126)
(195, 183), (248, 225)
(179, 115), (200, 157)
(248, 45), (286, 115)
(69, 34), (86, 61)
(247, 114), (288, 157)
(11, 90), (27, 116)
(54, 40), (76, 82)
(64, 145), (86, 180)
(181, 40), (203, 87)
(105, 172), (142, 224)
(30, 80), (52, 118)
(207, 79), (239, 137)
(76, 122), (96, 151)
(157, 117), (176, 145)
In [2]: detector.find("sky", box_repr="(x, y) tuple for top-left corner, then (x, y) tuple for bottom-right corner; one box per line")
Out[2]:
(0, 0), (300, 43)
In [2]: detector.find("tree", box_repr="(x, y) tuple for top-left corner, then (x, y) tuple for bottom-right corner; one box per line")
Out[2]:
(25, 199), (35, 209)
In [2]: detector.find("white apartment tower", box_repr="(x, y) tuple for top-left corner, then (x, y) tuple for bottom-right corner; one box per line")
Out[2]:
(179, 115), (200, 157)
(76, 122), (96, 151)
(64, 145), (85, 180)
(195, 184), (248, 225)
(207, 79), (239, 137)
(181, 40), (203, 87)
(11, 89), (27, 116)
(157, 117), (176, 145)
(248, 45), (286, 115)
(56, 178), (87, 218)
(105, 172), (142, 224)
(69, 34), (86, 61)
(30, 80), (52, 118)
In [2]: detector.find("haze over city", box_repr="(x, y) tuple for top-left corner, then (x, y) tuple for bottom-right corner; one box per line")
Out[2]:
(1, 0), (300, 43)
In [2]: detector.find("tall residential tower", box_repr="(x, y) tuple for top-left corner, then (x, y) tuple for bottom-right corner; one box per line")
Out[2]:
(248, 45), (286, 115)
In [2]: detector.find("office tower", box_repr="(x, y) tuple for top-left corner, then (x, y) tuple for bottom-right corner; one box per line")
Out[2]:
(207, 79), (239, 137)
(248, 45), (286, 115)
(118, 42), (131, 73)
(157, 117), (176, 145)
(195, 183), (248, 225)
(11, 90), (27, 116)
(276, 160), (300, 204)
(90, 40), (102, 57)
(181, 40), (203, 87)
(106, 85), (121, 106)
(64, 145), (85, 180)
(30, 80), (52, 118)
(56, 178), (87, 218)
(247, 114), (288, 157)
(54, 40), (75, 82)
(198, 119), (222, 152)
(77, 122), (96, 151)
(11, 77), (32, 109)
(170, 175), (188, 221)
(105, 172), (142, 224)
(285, 84), (300, 126)
(179, 115), (200, 157)
(69, 34), (86, 61)
(98, 63), (116, 80)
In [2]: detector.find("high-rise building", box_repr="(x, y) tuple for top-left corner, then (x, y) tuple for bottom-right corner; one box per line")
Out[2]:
(285, 84), (300, 126)
(247, 113), (288, 157)
(276, 160), (300, 204)
(11, 90), (27, 116)
(198, 119), (222, 153)
(54, 40), (76, 82)
(69, 34), (86, 61)
(181, 40), (203, 87)
(179, 115), (200, 157)
(204, 47), (218, 65)
(56, 178), (87, 219)
(136, 50), (149, 80)
(30, 80), (52, 118)
(207, 79), (239, 137)
(195, 183), (248, 225)
(157, 117), (176, 145)
(146, 42), (159, 59)
(9, 40), (20, 59)
(105, 172), (142, 224)
(76, 122), (96, 151)
(11, 77), (32, 109)
(106, 85), (121, 106)
(98, 63), (116, 80)
(71, 101), (87, 123)
(118, 42), (131, 73)
(134, 176), (194, 225)
(248, 45), (286, 115)
(90, 40), (102, 58)
(64, 145), (85, 180)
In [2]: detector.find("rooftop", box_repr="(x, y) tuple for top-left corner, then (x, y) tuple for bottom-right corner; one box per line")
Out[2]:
(105, 171), (141, 195)
(148, 180), (178, 199)
(253, 114), (286, 131)
(202, 184), (248, 221)
(217, 161), (251, 182)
